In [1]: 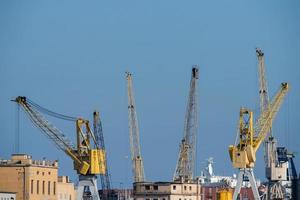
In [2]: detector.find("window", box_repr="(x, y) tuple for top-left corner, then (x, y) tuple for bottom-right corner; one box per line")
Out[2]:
(48, 181), (51, 195)
(37, 171), (39, 175)
(31, 180), (34, 194)
(69, 195), (72, 200)
(42, 181), (45, 194)
(244, 189), (249, 198)
(173, 185), (176, 190)
(153, 199), (158, 200)
(48, 171), (51, 175)
(145, 185), (150, 190)
(37, 180), (39, 194)
(53, 182), (56, 195)
(153, 185), (158, 190)
(189, 186), (192, 191)
(184, 186), (187, 190)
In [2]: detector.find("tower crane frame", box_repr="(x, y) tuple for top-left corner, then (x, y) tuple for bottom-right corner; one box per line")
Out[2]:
(93, 111), (113, 200)
(126, 72), (145, 183)
(173, 66), (199, 183)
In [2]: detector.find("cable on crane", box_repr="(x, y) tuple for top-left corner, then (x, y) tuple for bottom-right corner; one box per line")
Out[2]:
(25, 98), (77, 121)
(14, 104), (20, 153)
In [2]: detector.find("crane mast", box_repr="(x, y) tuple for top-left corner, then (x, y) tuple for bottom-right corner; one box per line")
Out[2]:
(173, 67), (199, 182)
(257, 48), (276, 174)
(257, 48), (270, 114)
(126, 72), (145, 183)
(229, 82), (289, 200)
(257, 48), (278, 173)
(93, 111), (112, 200)
(14, 96), (105, 200)
(257, 48), (290, 199)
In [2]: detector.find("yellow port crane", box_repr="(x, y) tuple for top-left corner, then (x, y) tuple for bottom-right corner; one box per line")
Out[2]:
(13, 96), (106, 200)
(228, 83), (289, 200)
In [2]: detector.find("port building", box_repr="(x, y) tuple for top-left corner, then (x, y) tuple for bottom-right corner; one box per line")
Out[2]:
(133, 182), (201, 200)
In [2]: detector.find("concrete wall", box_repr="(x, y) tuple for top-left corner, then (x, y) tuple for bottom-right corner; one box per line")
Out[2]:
(0, 166), (26, 200)
(201, 186), (254, 200)
(26, 166), (58, 200)
(0, 166), (58, 200)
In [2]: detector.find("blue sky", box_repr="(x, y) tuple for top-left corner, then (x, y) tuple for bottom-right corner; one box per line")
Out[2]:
(0, 1), (299, 188)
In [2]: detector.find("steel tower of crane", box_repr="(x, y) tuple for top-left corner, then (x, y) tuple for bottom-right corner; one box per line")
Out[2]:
(257, 48), (270, 114)
(229, 83), (289, 200)
(93, 111), (112, 200)
(14, 96), (106, 200)
(126, 72), (145, 183)
(173, 67), (199, 183)
(256, 48), (288, 200)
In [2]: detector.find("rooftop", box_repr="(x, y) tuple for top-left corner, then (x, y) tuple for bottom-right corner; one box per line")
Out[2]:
(0, 154), (58, 168)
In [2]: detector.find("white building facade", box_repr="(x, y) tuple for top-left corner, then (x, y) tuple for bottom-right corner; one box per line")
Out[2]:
(0, 192), (16, 200)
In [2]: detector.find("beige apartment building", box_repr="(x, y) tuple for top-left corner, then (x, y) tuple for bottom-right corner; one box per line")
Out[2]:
(0, 154), (58, 200)
(133, 182), (201, 200)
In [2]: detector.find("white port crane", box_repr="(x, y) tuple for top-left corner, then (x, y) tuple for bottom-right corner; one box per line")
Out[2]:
(126, 72), (145, 183)
(256, 48), (288, 200)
